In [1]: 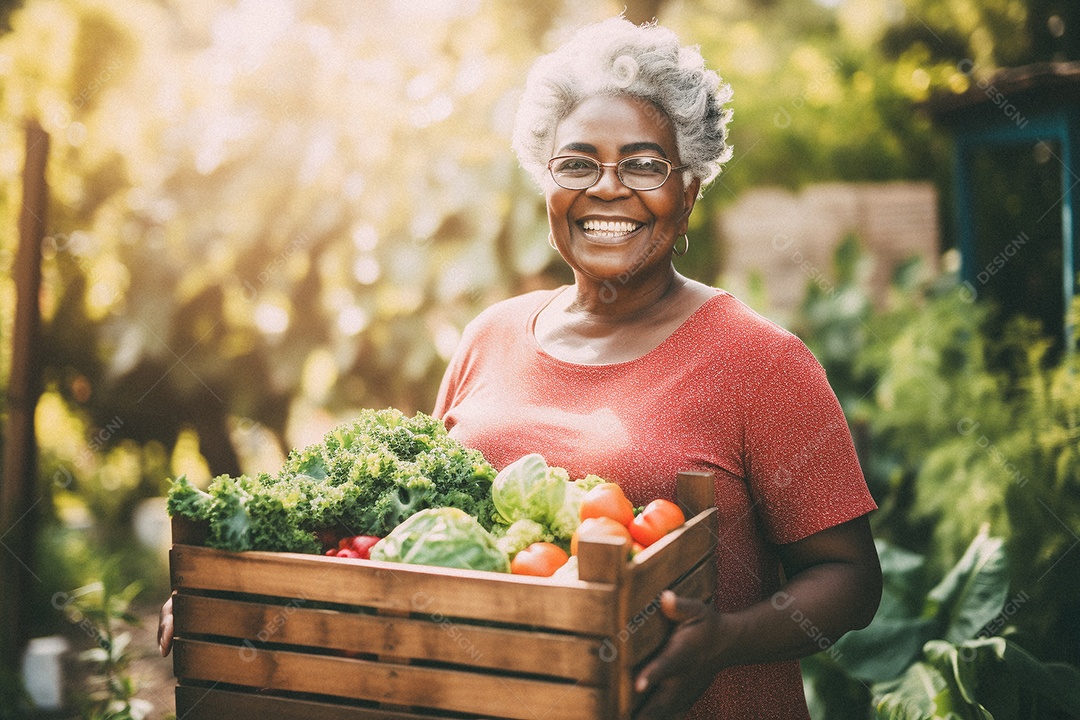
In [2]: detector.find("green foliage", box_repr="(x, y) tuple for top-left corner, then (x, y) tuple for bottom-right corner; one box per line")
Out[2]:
(791, 232), (1080, 667)
(830, 528), (1008, 684)
(167, 408), (498, 551)
(850, 290), (1080, 662)
(873, 638), (1080, 720)
(804, 531), (1080, 719)
(62, 570), (152, 720)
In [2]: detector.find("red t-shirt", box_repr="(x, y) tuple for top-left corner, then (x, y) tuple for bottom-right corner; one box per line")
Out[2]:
(433, 288), (876, 719)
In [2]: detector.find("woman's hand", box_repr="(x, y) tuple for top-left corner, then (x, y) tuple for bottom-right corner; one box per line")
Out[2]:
(158, 594), (175, 657)
(631, 515), (882, 719)
(633, 591), (727, 720)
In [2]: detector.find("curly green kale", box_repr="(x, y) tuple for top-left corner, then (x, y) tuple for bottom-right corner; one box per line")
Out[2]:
(167, 409), (497, 553)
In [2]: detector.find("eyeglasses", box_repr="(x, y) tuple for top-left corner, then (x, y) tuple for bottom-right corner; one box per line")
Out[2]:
(547, 155), (687, 191)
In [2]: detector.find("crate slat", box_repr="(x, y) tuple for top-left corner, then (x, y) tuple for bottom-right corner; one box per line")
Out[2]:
(175, 686), (461, 720)
(627, 554), (717, 668)
(625, 508), (717, 614)
(171, 544), (616, 635)
(174, 593), (603, 683)
(174, 639), (601, 720)
(675, 471), (716, 518)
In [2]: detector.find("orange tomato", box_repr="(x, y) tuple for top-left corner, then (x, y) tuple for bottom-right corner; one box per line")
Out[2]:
(579, 483), (635, 526)
(628, 499), (686, 547)
(511, 542), (570, 577)
(571, 516), (634, 556)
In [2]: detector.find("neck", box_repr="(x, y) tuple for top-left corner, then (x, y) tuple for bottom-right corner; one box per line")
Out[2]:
(566, 266), (683, 323)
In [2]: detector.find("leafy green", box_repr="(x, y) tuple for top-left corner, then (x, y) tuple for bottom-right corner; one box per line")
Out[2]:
(489, 454), (611, 546)
(370, 507), (510, 573)
(805, 528), (1080, 719)
(833, 527), (1008, 684)
(492, 453), (565, 525)
(167, 409), (497, 552)
(494, 518), (553, 558)
(872, 637), (1080, 720)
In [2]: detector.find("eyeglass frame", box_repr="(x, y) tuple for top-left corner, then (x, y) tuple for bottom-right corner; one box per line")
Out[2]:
(546, 155), (689, 191)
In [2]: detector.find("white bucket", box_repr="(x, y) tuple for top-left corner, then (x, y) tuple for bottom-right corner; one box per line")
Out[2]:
(21, 635), (70, 710)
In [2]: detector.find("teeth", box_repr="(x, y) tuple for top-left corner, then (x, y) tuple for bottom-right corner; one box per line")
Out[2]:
(581, 220), (641, 234)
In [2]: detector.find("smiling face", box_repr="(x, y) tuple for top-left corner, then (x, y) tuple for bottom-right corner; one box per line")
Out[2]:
(545, 94), (700, 287)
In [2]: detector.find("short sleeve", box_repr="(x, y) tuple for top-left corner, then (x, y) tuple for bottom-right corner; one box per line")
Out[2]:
(743, 334), (876, 545)
(432, 329), (472, 420)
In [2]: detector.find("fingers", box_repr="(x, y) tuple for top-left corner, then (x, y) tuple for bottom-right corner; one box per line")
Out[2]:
(158, 596), (174, 657)
(634, 591), (711, 693)
(658, 590), (707, 623)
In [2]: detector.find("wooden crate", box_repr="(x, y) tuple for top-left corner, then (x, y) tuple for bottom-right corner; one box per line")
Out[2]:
(170, 471), (717, 720)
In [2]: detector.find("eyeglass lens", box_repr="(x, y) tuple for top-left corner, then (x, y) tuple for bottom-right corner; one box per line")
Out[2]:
(549, 156), (671, 190)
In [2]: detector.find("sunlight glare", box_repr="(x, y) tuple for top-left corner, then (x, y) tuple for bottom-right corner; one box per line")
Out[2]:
(254, 302), (290, 335)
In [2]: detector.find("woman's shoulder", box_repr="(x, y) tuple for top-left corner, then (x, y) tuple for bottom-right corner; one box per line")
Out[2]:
(693, 288), (801, 350)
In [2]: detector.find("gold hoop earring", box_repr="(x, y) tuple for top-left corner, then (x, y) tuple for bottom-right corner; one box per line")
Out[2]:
(548, 233), (557, 250)
(673, 234), (689, 257)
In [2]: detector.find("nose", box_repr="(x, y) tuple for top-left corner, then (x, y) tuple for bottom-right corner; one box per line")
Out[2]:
(586, 164), (632, 200)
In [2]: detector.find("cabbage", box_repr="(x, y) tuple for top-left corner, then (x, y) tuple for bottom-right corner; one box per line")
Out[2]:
(370, 507), (510, 573)
(492, 455), (617, 543)
(492, 454), (566, 525)
(548, 481), (587, 539)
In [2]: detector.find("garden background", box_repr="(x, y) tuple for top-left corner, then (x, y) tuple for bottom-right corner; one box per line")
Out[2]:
(1, 0), (1079, 717)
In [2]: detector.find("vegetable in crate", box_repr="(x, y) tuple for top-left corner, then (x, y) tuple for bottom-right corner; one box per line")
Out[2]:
(629, 499), (686, 547)
(494, 518), (554, 558)
(370, 507), (510, 572)
(166, 409), (498, 552)
(491, 453), (606, 545)
(510, 541), (569, 577)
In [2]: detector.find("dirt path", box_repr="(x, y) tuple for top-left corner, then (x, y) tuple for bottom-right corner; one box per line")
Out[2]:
(125, 606), (176, 719)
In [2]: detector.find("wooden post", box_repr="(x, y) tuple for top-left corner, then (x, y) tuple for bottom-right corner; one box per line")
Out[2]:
(1, 119), (49, 672)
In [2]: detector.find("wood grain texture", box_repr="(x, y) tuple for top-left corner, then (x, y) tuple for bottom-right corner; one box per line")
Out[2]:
(625, 508), (717, 615)
(170, 544), (616, 635)
(627, 556), (717, 667)
(676, 471), (715, 518)
(174, 639), (601, 720)
(168, 469), (720, 719)
(175, 685), (462, 720)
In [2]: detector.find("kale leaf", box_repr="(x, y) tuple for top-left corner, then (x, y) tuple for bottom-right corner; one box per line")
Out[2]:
(166, 409), (496, 553)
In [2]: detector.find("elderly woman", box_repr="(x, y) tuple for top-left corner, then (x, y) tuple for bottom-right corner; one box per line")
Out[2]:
(160, 16), (880, 719)
(432, 16), (882, 720)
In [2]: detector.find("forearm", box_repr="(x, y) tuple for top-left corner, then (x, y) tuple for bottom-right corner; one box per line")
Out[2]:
(711, 560), (879, 670)
(633, 517), (881, 718)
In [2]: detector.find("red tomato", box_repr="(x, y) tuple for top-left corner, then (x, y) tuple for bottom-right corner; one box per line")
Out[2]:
(628, 499), (686, 547)
(511, 542), (570, 577)
(579, 483), (634, 526)
(348, 536), (381, 559)
(571, 517), (634, 556)
(334, 535), (381, 559)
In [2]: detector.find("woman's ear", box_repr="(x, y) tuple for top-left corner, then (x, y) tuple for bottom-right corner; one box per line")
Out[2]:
(680, 176), (702, 231)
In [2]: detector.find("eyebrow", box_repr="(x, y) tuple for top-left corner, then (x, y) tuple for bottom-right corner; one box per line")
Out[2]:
(555, 141), (670, 159)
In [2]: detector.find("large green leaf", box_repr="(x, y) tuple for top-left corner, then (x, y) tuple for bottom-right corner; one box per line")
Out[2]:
(922, 639), (1000, 711)
(831, 541), (936, 682)
(923, 527), (1008, 643)
(802, 653), (874, 720)
(873, 662), (965, 720)
(998, 639), (1080, 717)
(833, 615), (937, 683)
(877, 539), (928, 614)
(873, 636), (1080, 720)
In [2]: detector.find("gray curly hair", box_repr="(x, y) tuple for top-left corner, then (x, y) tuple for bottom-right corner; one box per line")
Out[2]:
(512, 16), (733, 191)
